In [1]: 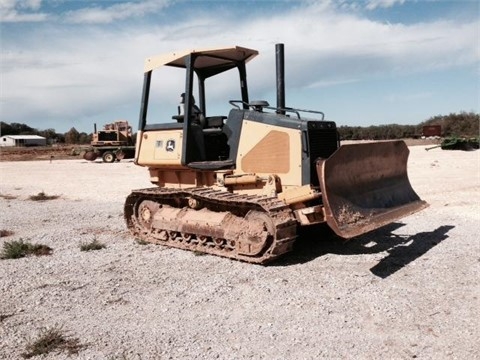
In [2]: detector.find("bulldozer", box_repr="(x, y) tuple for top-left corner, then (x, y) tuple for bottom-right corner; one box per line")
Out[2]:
(124, 44), (428, 264)
(83, 120), (135, 163)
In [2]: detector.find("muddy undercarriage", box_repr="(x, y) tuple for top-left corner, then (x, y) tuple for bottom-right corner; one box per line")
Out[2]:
(124, 188), (299, 264)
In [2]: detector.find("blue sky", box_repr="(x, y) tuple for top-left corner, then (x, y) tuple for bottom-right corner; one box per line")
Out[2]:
(1, 0), (478, 133)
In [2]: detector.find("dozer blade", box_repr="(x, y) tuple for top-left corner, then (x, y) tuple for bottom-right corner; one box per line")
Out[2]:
(317, 140), (428, 239)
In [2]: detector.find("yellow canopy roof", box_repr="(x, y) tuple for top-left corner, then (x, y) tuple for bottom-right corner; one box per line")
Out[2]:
(144, 46), (259, 73)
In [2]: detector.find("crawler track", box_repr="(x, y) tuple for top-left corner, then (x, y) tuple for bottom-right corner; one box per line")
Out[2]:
(124, 187), (298, 264)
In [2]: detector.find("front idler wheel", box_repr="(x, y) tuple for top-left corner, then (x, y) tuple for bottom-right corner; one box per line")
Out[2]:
(136, 200), (160, 230)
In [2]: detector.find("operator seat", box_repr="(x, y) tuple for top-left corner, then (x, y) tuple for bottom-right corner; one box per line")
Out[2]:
(172, 93), (205, 126)
(176, 93), (206, 161)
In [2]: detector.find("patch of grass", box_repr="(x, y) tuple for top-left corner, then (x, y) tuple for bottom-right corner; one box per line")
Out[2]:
(28, 191), (60, 201)
(0, 229), (14, 237)
(29, 244), (54, 256)
(0, 240), (53, 260)
(0, 193), (17, 200)
(193, 250), (207, 256)
(80, 239), (106, 252)
(21, 326), (83, 358)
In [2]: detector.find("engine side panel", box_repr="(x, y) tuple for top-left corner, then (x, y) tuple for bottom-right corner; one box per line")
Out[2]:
(235, 120), (303, 188)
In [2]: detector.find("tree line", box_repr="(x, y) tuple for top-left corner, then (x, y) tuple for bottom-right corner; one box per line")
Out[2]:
(1, 111), (478, 144)
(337, 111), (478, 140)
(0, 123), (92, 144)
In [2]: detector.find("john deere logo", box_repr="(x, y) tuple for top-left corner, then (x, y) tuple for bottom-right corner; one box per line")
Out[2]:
(166, 139), (175, 152)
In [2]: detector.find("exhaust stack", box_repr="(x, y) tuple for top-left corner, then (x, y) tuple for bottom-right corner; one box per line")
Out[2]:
(276, 43), (285, 115)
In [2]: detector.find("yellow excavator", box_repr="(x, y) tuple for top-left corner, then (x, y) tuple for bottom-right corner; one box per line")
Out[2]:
(124, 44), (427, 264)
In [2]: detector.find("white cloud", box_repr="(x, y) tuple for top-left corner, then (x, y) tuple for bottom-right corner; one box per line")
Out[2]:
(64, 0), (171, 24)
(21, 0), (42, 11)
(1, 1), (478, 131)
(365, 0), (406, 11)
(0, 0), (48, 22)
(306, 78), (360, 89)
(0, 0), (41, 11)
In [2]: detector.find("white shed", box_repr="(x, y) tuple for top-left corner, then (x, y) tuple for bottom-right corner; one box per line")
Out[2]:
(0, 135), (47, 147)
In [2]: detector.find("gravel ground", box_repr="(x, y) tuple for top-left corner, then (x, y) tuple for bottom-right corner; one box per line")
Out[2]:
(0, 145), (479, 360)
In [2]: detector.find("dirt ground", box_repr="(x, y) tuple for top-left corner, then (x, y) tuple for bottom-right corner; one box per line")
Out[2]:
(0, 145), (80, 162)
(0, 143), (478, 359)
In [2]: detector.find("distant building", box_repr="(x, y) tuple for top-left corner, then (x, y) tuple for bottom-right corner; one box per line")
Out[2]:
(0, 135), (47, 147)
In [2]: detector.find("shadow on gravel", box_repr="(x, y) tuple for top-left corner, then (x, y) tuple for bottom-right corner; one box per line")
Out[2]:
(273, 223), (454, 278)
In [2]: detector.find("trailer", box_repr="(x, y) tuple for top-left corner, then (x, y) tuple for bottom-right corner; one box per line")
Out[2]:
(83, 120), (135, 163)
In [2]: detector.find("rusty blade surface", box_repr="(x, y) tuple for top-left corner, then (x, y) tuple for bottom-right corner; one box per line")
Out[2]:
(317, 140), (428, 239)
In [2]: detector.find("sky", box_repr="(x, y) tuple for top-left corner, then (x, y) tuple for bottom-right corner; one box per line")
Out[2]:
(0, 0), (479, 134)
